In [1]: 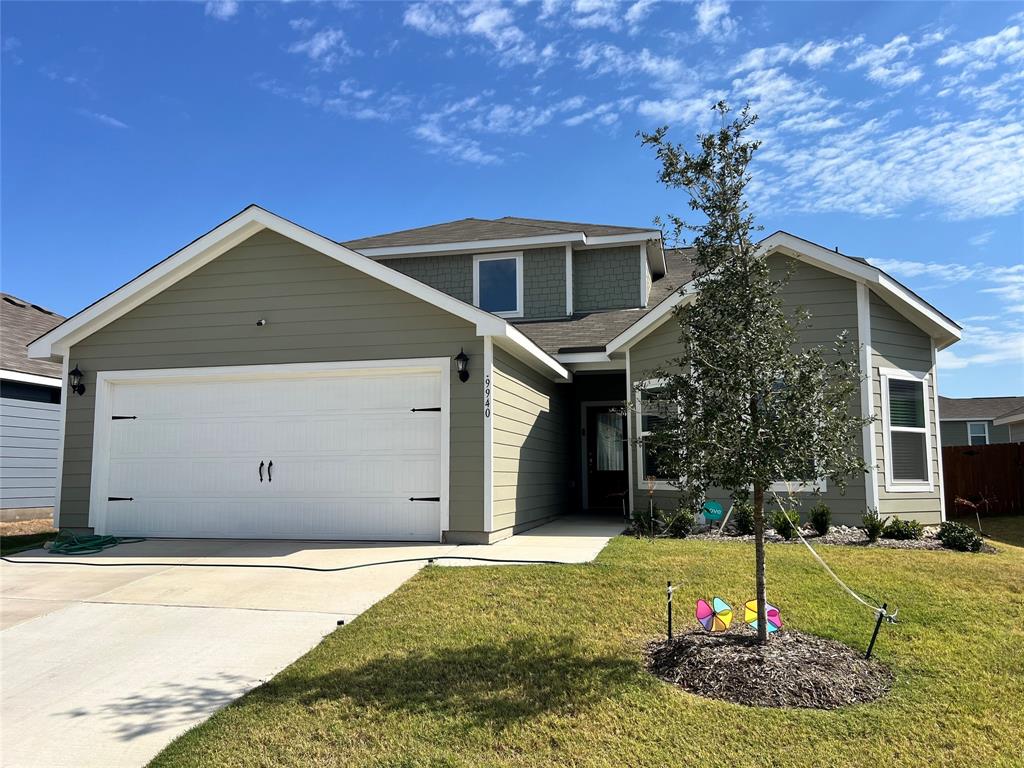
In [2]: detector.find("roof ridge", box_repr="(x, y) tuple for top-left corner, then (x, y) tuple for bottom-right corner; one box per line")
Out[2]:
(494, 216), (582, 235)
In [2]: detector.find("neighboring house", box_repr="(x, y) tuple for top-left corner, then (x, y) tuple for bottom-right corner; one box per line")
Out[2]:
(938, 396), (1024, 446)
(1, 293), (65, 519)
(27, 206), (961, 543)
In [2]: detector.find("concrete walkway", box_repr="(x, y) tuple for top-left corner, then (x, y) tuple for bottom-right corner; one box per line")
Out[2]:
(0, 515), (622, 768)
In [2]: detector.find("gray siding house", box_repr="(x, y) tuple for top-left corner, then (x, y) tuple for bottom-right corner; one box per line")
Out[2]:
(28, 206), (961, 542)
(1, 294), (65, 519)
(938, 396), (1024, 446)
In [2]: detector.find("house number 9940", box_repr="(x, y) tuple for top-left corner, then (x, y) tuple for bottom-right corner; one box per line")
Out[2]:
(484, 375), (491, 418)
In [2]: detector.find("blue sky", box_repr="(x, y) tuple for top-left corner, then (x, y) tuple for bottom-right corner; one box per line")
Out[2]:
(2, 0), (1022, 397)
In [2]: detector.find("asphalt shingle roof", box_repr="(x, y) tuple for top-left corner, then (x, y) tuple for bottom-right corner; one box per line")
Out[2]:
(343, 216), (654, 250)
(1, 293), (65, 378)
(938, 395), (1024, 421)
(512, 248), (695, 354)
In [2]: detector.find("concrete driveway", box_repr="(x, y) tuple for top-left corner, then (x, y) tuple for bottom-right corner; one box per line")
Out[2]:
(0, 516), (621, 768)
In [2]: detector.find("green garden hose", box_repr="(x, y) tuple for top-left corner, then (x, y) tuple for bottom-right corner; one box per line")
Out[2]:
(46, 530), (146, 555)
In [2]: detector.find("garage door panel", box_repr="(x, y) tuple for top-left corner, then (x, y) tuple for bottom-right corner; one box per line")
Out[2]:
(101, 365), (444, 541)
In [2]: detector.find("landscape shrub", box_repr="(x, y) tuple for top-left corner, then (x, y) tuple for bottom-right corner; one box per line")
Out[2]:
(809, 502), (832, 536)
(882, 516), (924, 541)
(937, 521), (983, 552)
(632, 505), (695, 538)
(732, 501), (755, 535)
(770, 508), (801, 540)
(862, 508), (884, 542)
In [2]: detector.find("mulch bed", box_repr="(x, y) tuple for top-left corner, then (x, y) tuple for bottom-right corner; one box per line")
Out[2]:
(646, 627), (894, 709)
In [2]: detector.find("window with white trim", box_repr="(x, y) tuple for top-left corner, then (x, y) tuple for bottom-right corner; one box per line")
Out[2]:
(473, 253), (523, 317)
(967, 421), (989, 446)
(881, 369), (932, 489)
(636, 379), (675, 488)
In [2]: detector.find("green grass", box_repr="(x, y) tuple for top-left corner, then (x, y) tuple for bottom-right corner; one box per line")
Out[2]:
(152, 522), (1024, 768)
(0, 531), (57, 555)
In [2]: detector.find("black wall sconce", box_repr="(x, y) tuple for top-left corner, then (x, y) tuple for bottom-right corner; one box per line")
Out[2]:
(454, 348), (470, 383)
(69, 365), (86, 396)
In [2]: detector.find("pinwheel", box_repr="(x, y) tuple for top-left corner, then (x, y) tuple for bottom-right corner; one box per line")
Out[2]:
(695, 597), (733, 632)
(744, 600), (783, 633)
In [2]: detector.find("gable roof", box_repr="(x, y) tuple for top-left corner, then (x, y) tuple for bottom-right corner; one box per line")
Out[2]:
(938, 395), (1024, 421)
(1, 293), (65, 382)
(27, 205), (568, 382)
(514, 247), (695, 355)
(605, 231), (962, 354)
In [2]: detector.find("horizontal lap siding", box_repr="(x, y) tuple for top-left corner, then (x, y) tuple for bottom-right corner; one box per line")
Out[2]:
(1, 398), (61, 508)
(491, 347), (569, 533)
(871, 293), (941, 523)
(60, 230), (484, 533)
(382, 247), (567, 321)
(629, 256), (869, 523)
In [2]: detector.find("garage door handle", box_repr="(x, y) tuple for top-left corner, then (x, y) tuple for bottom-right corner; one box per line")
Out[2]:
(267, 461), (273, 482)
(259, 460), (264, 482)
(409, 496), (440, 502)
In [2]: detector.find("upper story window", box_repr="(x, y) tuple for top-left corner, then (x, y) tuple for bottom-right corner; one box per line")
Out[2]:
(967, 421), (989, 446)
(881, 367), (933, 491)
(473, 253), (523, 318)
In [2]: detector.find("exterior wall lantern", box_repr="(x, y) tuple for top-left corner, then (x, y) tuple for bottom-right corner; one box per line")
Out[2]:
(454, 348), (470, 383)
(69, 365), (86, 396)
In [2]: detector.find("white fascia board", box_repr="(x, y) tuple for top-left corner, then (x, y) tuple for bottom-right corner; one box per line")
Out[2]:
(758, 232), (962, 348)
(0, 369), (62, 387)
(994, 412), (1024, 426)
(28, 214), (265, 359)
(605, 285), (697, 354)
(354, 232), (586, 258)
(27, 206), (551, 369)
(555, 352), (612, 364)
(494, 325), (571, 382)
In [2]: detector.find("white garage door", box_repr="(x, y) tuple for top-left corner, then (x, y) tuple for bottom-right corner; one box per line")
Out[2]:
(96, 363), (445, 541)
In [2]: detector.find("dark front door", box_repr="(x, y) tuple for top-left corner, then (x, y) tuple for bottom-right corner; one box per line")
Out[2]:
(585, 405), (628, 511)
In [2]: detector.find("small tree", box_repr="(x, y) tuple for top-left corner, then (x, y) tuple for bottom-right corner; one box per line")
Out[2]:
(637, 102), (868, 643)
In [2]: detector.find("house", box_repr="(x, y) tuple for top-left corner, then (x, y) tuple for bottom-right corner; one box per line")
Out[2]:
(27, 206), (961, 543)
(1, 294), (65, 520)
(938, 396), (1024, 446)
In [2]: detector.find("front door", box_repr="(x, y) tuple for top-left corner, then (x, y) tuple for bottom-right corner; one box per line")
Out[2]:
(584, 405), (627, 511)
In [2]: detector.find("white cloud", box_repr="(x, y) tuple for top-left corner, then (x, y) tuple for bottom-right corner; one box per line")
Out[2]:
(289, 18), (316, 32)
(938, 323), (1024, 370)
(694, 0), (737, 43)
(731, 38), (861, 75)
(403, 3), (458, 36)
(76, 108), (128, 129)
(848, 31), (947, 88)
(577, 42), (688, 83)
(969, 230), (994, 248)
(848, 34), (922, 87)
(288, 27), (356, 70)
(403, 0), (549, 67)
(204, 0), (238, 21)
(937, 24), (1024, 70)
(2, 36), (22, 65)
(470, 96), (586, 134)
(569, 0), (622, 31)
(625, 0), (657, 33)
(753, 112), (1024, 220)
(414, 118), (502, 165)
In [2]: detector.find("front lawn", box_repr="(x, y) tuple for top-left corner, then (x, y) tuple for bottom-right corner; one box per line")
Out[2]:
(152, 521), (1024, 767)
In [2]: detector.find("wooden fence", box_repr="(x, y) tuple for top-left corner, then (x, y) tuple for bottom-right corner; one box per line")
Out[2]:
(942, 443), (1024, 517)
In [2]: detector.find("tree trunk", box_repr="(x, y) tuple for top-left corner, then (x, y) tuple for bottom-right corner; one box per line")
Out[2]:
(753, 483), (768, 644)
